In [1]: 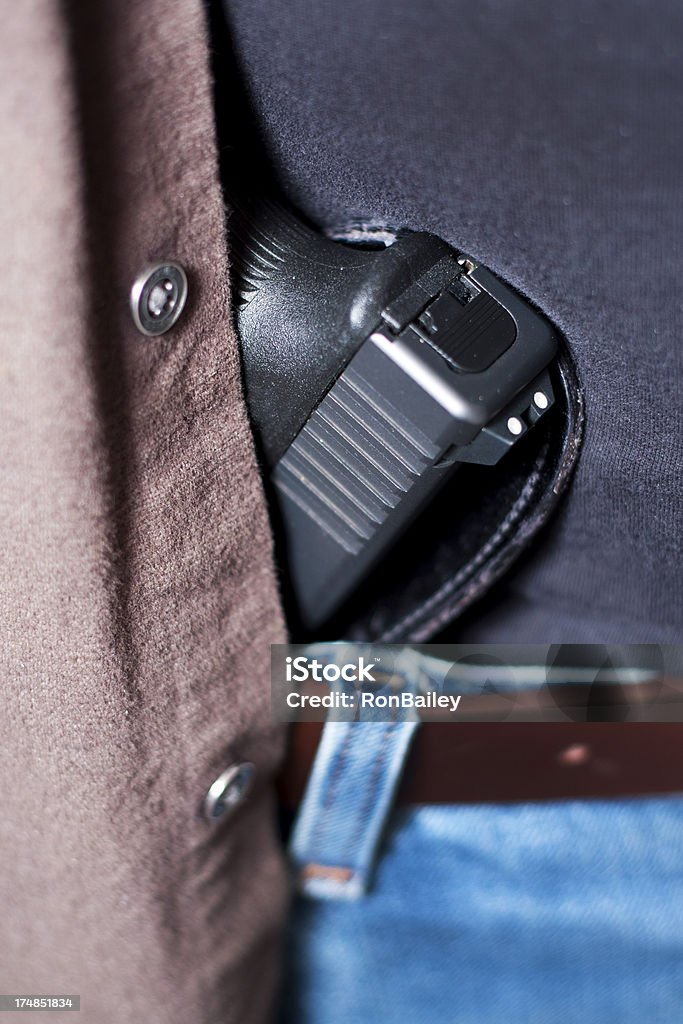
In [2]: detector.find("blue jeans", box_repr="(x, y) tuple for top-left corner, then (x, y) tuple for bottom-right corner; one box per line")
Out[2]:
(282, 653), (683, 1022)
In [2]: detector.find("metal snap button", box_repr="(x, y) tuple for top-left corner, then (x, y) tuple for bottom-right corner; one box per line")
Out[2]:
(130, 261), (188, 336)
(204, 762), (255, 823)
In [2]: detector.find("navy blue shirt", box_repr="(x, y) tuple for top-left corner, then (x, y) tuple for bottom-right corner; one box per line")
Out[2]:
(224, 0), (683, 642)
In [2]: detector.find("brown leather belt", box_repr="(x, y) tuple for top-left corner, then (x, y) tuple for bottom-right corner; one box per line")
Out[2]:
(279, 721), (683, 806)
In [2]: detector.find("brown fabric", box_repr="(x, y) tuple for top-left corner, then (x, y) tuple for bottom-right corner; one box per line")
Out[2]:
(0, 2), (287, 1022)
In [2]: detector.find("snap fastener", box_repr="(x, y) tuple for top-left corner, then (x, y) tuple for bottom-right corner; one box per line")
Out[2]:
(130, 261), (188, 336)
(204, 762), (255, 822)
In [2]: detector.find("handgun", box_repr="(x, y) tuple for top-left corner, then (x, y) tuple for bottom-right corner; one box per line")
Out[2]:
(232, 197), (557, 629)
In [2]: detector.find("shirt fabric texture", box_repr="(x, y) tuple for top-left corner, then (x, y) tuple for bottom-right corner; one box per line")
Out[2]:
(0, 3), (286, 1022)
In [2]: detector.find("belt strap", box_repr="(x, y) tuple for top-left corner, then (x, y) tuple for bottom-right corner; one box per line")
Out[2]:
(288, 648), (421, 899)
(288, 718), (419, 899)
(280, 721), (683, 808)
